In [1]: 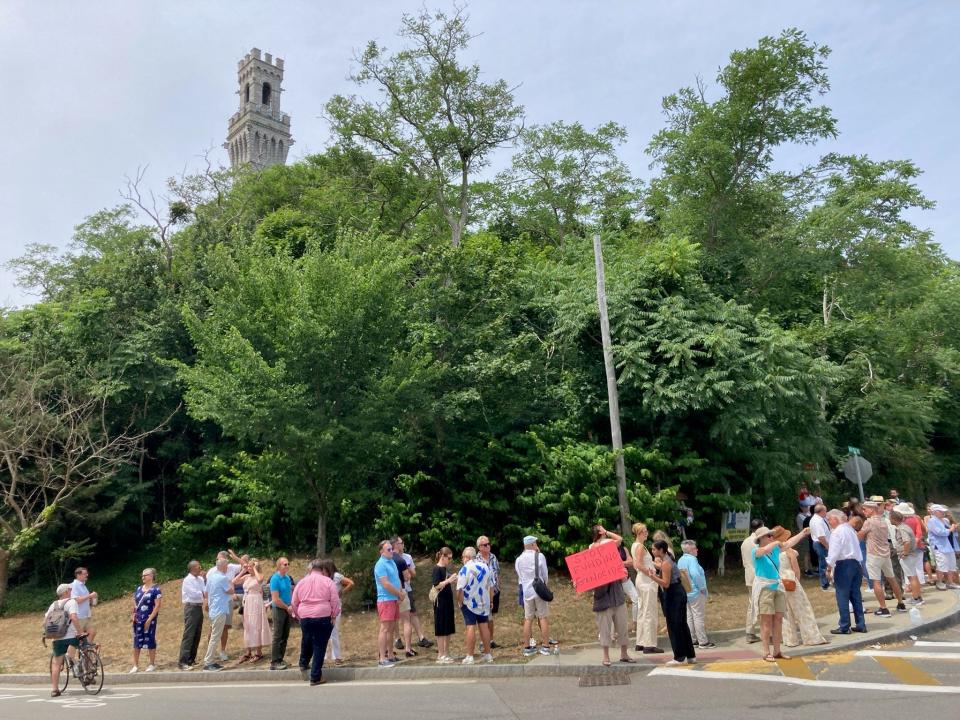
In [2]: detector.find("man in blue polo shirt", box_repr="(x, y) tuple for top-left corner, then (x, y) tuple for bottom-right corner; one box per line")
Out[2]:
(269, 557), (294, 670)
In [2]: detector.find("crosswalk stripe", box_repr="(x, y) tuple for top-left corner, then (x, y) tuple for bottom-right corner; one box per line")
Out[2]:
(914, 641), (960, 648)
(649, 666), (960, 693)
(872, 657), (940, 686)
(856, 650), (960, 660)
(775, 657), (815, 680)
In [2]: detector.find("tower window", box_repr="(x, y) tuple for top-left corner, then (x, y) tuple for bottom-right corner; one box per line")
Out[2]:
(261, 83), (272, 107)
(244, 84), (250, 103)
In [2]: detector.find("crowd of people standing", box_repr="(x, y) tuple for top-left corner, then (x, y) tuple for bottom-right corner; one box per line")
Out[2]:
(44, 490), (958, 693)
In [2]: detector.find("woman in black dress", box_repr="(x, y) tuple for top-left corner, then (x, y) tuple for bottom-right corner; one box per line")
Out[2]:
(643, 539), (696, 665)
(431, 547), (458, 663)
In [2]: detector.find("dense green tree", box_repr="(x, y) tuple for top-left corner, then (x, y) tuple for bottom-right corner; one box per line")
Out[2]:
(327, 7), (524, 248)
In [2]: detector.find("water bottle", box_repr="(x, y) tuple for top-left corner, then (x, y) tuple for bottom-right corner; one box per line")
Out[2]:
(909, 607), (922, 626)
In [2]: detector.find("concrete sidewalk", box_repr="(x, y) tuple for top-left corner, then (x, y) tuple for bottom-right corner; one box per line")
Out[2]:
(2, 587), (957, 685)
(526, 584), (960, 669)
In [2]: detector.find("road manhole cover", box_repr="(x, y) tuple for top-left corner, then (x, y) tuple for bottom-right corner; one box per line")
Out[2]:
(579, 673), (631, 687)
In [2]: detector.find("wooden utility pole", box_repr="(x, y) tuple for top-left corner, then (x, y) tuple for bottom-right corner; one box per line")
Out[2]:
(593, 234), (630, 537)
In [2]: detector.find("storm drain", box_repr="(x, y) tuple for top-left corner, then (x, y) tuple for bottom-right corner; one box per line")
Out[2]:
(578, 672), (632, 687)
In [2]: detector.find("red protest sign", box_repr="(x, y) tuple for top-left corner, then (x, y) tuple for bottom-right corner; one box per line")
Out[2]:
(564, 541), (627, 593)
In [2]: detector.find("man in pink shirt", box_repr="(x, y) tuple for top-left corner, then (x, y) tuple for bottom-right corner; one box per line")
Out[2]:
(290, 558), (342, 686)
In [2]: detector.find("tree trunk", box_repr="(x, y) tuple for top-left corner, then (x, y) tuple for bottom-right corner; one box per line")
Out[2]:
(593, 234), (630, 537)
(0, 547), (9, 611)
(315, 511), (327, 557)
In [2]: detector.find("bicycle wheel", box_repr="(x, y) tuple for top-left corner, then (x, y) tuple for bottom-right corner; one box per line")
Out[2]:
(50, 653), (69, 693)
(79, 647), (104, 695)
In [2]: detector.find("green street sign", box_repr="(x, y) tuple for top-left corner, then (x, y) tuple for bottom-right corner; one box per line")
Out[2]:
(848, 446), (860, 456)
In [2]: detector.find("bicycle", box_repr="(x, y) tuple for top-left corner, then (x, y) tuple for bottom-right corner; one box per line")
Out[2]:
(50, 634), (104, 695)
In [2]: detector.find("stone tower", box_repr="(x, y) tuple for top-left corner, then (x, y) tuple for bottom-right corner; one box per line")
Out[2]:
(224, 48), (293, 170)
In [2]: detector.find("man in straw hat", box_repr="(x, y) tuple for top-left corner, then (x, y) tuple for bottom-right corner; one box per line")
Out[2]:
(858, 500), (905, 616)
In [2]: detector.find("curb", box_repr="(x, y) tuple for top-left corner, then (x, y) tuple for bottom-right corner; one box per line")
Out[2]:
(2, 595), (956, 686)
(0, 661), (649, 685)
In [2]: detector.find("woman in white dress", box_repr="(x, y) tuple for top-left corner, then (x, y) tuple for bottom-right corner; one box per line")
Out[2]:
(772, 527), (826, 647)
(631, 523), (664, 654)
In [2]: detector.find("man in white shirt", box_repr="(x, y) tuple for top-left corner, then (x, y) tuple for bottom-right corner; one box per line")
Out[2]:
(69, 567), (98, 644)
(48, 583), (81, 697)
(178, 560), (207, 670)
(825, 510), (867, 635)
(515, 535), (551, 656)
(809, 505), (831, 590)
(740, 520), (763, 643)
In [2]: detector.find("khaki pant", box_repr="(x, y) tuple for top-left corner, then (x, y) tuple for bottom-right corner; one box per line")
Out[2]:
(744, 584), (759, 636)
(595, 603), (629, 648)
(202, 613), (228, 666)
(634, 580), (659, 648)
(686, 592), (708, 645)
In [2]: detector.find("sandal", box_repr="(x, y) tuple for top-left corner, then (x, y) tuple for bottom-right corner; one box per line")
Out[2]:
(773, 653), (791, 660)
(619, 657), (637, 664)
(238, 653), (253, 664)
(51, 690), (61, 698)
(602, 660), (612, 667)
(253, 654), (265, 662)
(763, 654), (777, 662)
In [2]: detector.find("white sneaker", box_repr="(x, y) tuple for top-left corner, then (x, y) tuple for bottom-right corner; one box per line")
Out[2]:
(436, 655), (453, 664)
(145, 665), (156, 672)
(665, 659), (684, 666)
(482, 653), (494, 663)
(128, 666), (139, 674)
(686, 658), (697, 665)
(219, 651), (229, 661)
(947, 583), (960, 590)
(461, 655), (475, 665)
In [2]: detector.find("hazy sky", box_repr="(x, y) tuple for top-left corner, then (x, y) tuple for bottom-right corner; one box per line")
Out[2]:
(2, 1), (958, 307)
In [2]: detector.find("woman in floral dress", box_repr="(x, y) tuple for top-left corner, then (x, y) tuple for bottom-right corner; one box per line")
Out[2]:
(130, 568), (162, 673)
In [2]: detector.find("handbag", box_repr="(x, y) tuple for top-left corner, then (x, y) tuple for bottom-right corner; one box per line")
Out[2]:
(428, 584), (440, 604)
(531, 550), (553, 602)
(764, 551), (795, 592)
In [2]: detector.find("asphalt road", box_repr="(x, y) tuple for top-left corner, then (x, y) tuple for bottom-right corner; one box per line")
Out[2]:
(3, 626), (959, 720)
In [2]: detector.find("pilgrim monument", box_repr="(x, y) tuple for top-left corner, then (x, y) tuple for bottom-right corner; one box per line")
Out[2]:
(224, 48), (293, 169)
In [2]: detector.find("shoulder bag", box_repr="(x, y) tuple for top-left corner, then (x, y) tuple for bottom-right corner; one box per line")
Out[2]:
(531, 551), (554, 602)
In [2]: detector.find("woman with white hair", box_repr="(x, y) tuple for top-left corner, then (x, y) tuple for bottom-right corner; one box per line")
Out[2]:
(130, 568), (162, 673)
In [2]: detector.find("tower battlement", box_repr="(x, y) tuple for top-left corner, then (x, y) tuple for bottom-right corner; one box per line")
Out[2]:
(224, 47), (293, 170)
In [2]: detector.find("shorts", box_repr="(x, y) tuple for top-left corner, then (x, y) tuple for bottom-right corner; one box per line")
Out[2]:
(866, 554), (895, 581)
(899, 551), (923, 578)
(224, 607), (233, 628)
(407, 590), (417, 613)
(51, 637), (80, 657)
(523, 593), (549, 620)
(757, 587), (786, 615)
(491, 590), (500, 614)
(934, 549), (958, 573)
(377, 600), (399, 622)
(76, 618), (95, 633)
(460, 606), (488, 626)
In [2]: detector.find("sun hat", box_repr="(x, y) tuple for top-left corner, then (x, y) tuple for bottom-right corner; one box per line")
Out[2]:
(930, 504), (949, 513)
(862, 500), (879, 508)
(868, 495), (885, 503)
(893, 503), (915, 516)
(56, 583), (72, 596)
(522, 535), (538, 546)
(752, 526), (773, 540)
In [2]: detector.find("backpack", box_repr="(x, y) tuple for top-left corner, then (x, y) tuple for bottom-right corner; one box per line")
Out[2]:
(43, 599), (71, 639)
